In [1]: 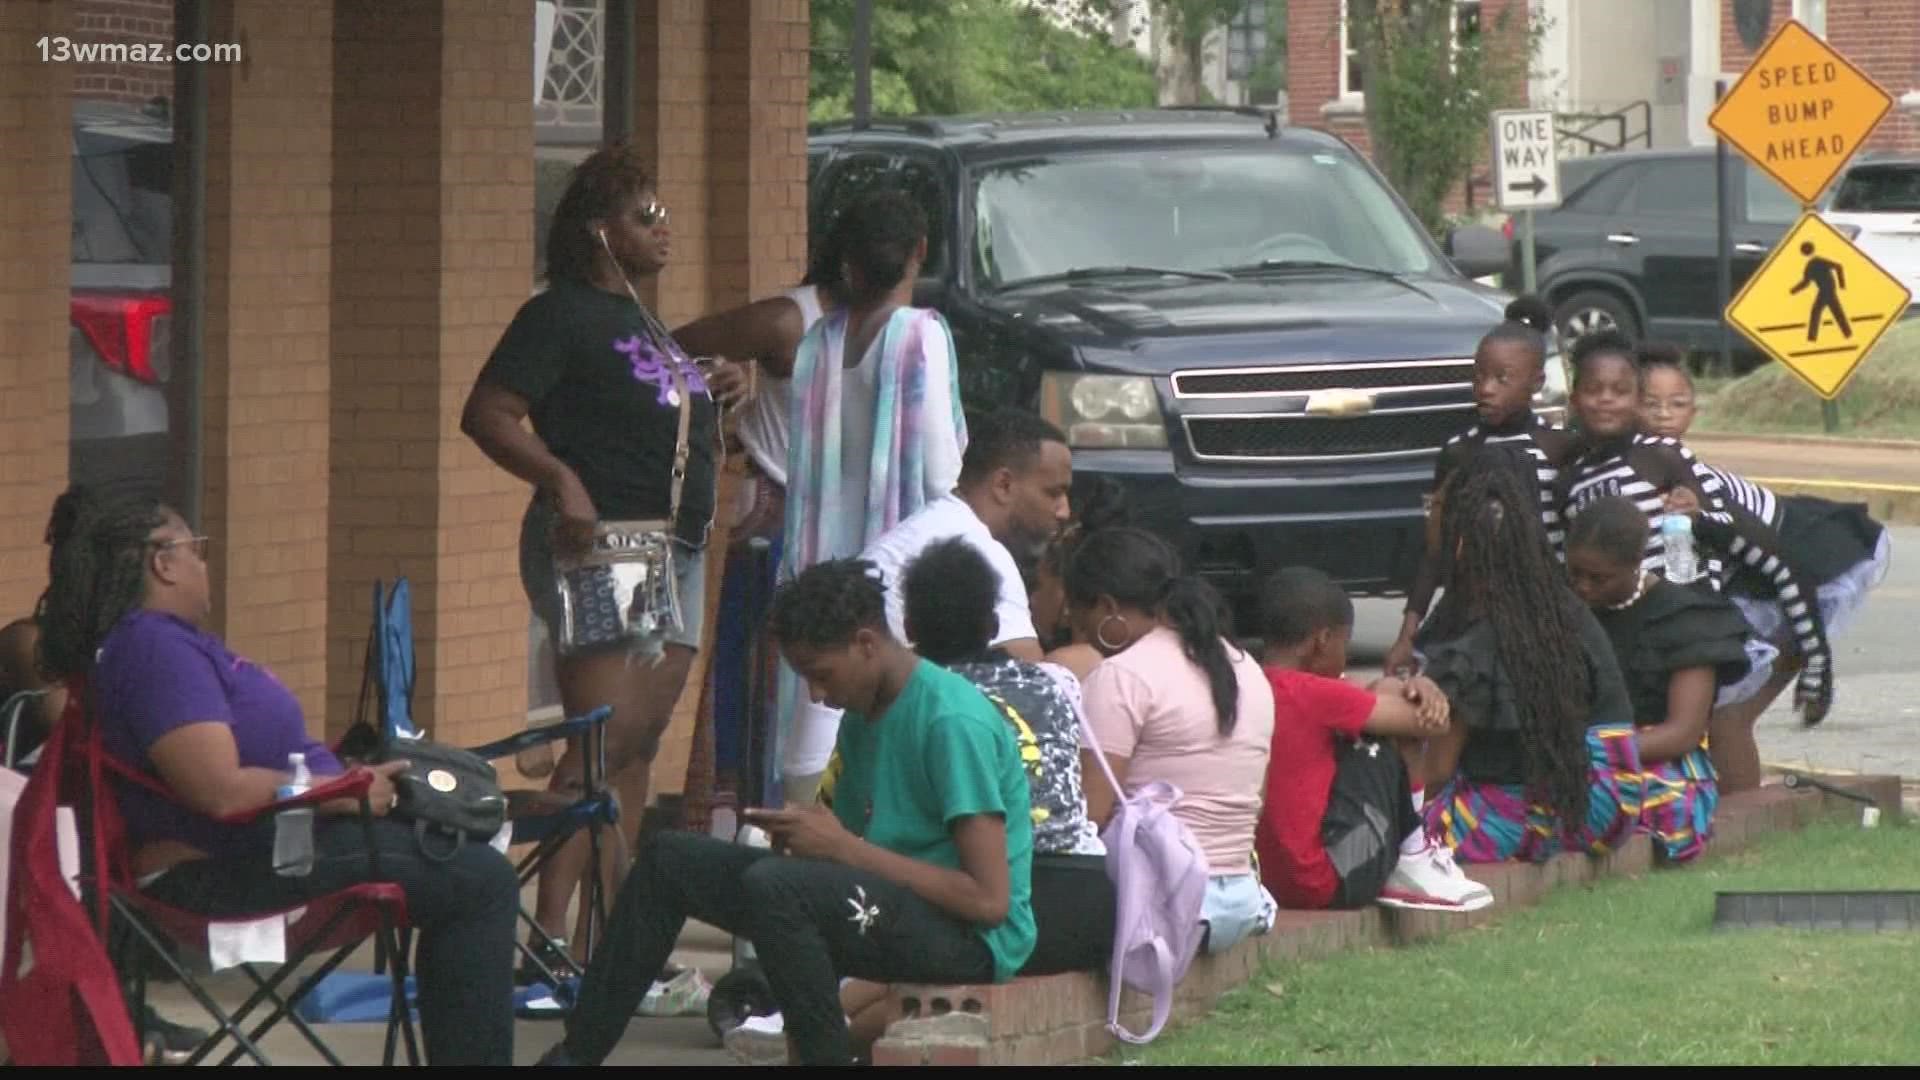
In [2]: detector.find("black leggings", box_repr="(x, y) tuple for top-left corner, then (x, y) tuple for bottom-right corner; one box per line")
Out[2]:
(562, 831), (994, 1066)
(142, 818), (519, 1066)
(1020, 854), (1116, 975)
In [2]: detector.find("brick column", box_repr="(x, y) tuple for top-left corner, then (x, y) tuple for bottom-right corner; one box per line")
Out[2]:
(328, 0), (532, 747)
(0, 1), (72, 616)
(708, 0), (811, 300)
(196, 0), (333, 723)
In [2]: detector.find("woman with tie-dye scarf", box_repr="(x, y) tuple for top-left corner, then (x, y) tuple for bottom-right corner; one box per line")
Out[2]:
(777, 189), (968, 803)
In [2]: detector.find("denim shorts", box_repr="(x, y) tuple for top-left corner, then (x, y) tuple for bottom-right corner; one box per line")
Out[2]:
(1199, 871), (1278, 955)
(519, 495), (707, 654)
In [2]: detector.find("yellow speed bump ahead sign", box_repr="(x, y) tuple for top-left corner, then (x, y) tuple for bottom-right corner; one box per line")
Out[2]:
(1708, 19), (1893, 205)
(1726, 212), (1912, 399)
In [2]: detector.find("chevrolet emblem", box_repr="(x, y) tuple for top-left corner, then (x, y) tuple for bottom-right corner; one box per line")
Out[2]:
(1304, 388), (1375, 417)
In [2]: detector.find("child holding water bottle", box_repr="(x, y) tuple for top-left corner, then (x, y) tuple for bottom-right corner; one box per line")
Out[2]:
(1555, 331), (1834, 727)
(1635, 343), (1892, 792)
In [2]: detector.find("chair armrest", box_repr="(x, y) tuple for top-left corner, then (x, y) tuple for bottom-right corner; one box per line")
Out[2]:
(467, 705), (613, 762)
(209, 769), (375, 825)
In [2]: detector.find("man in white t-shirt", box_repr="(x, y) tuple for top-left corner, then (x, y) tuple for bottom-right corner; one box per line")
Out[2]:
(782, 409), (1075, 798)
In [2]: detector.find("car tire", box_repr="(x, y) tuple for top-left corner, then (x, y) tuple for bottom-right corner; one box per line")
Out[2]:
(1553, 289), (1640, 344)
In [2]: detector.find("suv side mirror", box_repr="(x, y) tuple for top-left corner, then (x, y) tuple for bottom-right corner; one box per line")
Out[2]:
(1445, 223), (1509, 280)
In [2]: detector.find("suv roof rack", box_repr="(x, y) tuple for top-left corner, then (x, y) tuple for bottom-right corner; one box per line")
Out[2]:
(1157, 104), (1281, 137)
(806, 116), (945, 137)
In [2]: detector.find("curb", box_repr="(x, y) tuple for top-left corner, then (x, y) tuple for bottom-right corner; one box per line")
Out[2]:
(1741, 478), (1920, 527)
(1688, 432), (1920, 453)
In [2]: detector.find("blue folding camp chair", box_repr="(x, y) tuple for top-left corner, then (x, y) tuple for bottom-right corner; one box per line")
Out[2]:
(299, 579), (620, 1022)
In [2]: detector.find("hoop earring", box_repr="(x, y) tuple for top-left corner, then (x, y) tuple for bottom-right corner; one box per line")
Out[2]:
(1095, 614), (1131, 654)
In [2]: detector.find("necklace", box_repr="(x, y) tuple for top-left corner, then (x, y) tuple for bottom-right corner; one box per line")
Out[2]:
(1607, 570), (1652, 611)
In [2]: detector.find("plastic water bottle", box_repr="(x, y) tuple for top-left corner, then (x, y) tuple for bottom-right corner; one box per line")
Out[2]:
(1660, 514), (1698, 584)
(273, 752), (315, 878)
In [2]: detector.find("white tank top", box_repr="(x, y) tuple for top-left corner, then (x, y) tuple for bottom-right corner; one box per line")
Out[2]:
(736, 285), (823, 486)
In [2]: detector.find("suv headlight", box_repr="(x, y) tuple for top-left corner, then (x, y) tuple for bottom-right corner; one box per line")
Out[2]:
(1039, 373), (1168, 449)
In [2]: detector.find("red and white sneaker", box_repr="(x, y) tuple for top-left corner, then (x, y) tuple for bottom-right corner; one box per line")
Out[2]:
(1376, 842), (1494, 913)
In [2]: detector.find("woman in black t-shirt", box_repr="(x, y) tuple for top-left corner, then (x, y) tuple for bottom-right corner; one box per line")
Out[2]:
(462, 141), (731, 972)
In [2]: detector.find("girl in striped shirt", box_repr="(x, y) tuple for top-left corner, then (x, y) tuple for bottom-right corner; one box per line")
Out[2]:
(1635, 344), (1890, 792)
(1556, 332), (1834, 730)
(1386, 296), (1573, 677)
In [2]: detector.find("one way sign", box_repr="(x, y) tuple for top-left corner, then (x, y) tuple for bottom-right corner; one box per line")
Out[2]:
(1490, 108), (1561, 212)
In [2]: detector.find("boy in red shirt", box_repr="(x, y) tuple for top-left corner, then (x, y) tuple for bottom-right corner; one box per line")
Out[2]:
(1254, 567), (1493, 912)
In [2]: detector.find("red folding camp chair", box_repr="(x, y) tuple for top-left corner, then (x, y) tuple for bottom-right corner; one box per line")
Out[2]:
(8, 685), (421, 1066)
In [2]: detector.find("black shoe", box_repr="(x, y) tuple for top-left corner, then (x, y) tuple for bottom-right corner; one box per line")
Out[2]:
(140, 1005), (209, 1066)
(517, 936), (575, 987)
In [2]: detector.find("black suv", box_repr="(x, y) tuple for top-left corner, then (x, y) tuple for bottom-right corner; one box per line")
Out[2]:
(1512, 147), (1805, 356)
(806, 109), (1562, 613)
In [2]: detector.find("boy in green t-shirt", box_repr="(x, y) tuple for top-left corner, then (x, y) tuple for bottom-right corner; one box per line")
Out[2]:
(541, 558), (1034, 1067)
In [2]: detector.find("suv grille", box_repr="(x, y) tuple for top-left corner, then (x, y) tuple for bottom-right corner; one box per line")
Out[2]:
(1171, 359), (1474, 397)
(1174, 359), (1478, 463)
(1184, 408), (1475, 462)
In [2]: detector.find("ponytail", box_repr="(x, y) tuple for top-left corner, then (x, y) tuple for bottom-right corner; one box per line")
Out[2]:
(1160, 576), (1241, 736)
(1065, 526), (1244, 736)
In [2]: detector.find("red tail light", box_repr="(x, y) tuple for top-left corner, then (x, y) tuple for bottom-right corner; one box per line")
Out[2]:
(1501, 217), (1515, 241)
(70, 293), (171, 384)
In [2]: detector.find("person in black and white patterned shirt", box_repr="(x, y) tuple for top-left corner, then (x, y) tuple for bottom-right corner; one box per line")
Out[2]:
(1636, 344), (1891, 792)
(1386, 296), (1574, 678)
(1556, 332), (1834, 728)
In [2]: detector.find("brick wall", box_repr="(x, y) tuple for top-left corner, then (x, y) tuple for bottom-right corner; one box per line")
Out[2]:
(328, 0), (533, 749)
(1720, 1), (1917, 154)
(0, 1), (72, 618)
(197, 0), (334, 721)
(71, 0), (175, 107)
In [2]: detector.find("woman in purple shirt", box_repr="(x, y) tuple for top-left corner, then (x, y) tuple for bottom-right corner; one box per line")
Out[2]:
(36, 492), (517, 1066)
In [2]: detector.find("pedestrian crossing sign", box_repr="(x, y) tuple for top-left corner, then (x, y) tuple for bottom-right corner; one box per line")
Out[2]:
(1725, 212), (1912, 400)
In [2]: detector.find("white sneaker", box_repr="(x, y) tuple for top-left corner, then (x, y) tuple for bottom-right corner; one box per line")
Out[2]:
(1376, 841), (1494, 913)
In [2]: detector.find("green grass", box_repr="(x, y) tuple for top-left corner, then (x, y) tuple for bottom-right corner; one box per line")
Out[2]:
(1694, 317), (1920, 439)
(1122, 822), (1920, 1066)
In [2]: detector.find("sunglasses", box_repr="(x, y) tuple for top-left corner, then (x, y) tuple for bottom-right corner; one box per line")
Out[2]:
(636, 199), (669, 227)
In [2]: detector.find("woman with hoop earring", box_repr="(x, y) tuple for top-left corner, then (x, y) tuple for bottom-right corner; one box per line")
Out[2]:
(1065, 527), (1279, 956)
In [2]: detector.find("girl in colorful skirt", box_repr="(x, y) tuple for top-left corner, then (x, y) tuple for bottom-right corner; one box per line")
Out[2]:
(1565, 495), (1764, 863)
(1635, 344), (1892, 793)
(1414, 445), (1646, 863)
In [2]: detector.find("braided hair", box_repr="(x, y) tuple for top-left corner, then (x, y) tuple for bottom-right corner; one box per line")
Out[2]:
(37, 493), (170, 680)
(1426, 445), (1594, 826)
(768, 557), (891, 652)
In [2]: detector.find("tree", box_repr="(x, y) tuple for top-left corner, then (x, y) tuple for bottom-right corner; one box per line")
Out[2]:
(809, 0), (1157, 123)
(1039, 0), (1265, 106)
(1346, 0), (1548, 236)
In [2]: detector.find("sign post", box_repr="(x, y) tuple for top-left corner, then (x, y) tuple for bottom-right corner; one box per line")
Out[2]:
(1709, 19), (1904, 419)
(1490, 109), (1562, 294)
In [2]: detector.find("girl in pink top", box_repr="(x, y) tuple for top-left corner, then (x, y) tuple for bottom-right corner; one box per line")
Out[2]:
(1069, 527), (1277, 954)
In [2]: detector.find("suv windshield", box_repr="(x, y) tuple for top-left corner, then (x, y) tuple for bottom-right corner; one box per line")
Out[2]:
(1831, 163), (1920, 213)
(972, 147), (1441, 289)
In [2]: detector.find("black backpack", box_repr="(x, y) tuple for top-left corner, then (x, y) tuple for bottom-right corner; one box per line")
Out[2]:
(1320, 737), (1412, 909)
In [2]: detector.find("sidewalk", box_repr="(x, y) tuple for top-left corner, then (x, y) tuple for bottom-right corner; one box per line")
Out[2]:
(1685, 433), (1920, 523)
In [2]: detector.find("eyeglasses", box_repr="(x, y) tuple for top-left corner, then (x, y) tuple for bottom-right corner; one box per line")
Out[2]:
(151, 535), (212, 561)
(637, 199), (669, 227)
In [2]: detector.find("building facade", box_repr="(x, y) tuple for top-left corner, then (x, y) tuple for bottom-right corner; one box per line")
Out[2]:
(6, 0), (813, 797)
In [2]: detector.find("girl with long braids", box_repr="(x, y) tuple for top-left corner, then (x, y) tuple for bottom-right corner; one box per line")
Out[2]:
(1069, 527), (1277, 955)
(1414, 445), (1645, 863)
(1556, 331), (1835, 725)
(37, 493), (519, 1065)
(1566, 497), (1756, 863)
